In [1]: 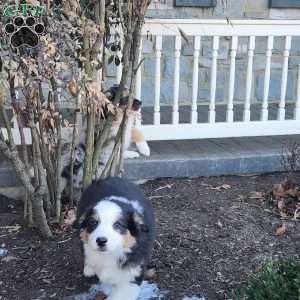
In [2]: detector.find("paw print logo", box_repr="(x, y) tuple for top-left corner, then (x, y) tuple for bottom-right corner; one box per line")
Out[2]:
(4, 16), (45, 48)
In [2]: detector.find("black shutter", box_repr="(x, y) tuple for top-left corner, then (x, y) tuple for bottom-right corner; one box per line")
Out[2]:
(270, 0), (300, 8)
(175, 0), (217, 7)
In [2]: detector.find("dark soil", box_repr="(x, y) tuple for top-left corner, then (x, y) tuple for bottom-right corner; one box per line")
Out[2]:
(0, 173), (300, 300)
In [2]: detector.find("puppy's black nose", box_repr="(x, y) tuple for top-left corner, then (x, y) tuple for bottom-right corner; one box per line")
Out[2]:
(96, 237), (107, 247)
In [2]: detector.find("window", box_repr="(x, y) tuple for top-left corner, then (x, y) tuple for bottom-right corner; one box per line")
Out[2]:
(175, 0), (217, 7)
(270, 0), (300, 8)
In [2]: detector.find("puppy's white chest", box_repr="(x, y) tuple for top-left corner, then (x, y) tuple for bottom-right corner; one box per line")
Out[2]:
(84, 245), (139, 285)
(95, 257), (122, 284)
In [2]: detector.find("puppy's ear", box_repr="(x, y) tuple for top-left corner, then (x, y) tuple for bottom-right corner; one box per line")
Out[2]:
(132, 99), (142, 111)
(129, 212), (149, 235)
(72, 207), (92, 231)
(72, 214), (85, 230)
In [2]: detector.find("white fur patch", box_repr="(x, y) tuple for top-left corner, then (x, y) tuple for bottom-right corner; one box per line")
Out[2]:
(65, 282), (206, 300)
(65, 281), (169, 300)
(106, 196), (144, 215)
(84, 243), (142, 300)
(136, 141), (150, 157)
(124, 150), (140, 159)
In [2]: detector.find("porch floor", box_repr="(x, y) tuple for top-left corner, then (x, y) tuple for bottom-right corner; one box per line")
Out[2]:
(123, 103), (299, 180)
(0, 103), (299, 186)
(141, 103), (296, 124)
(124, 135), (300, 180)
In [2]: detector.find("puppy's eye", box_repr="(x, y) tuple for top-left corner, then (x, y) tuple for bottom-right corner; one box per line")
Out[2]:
(114, 221), (126, 230)
(87, 218), (98, 228)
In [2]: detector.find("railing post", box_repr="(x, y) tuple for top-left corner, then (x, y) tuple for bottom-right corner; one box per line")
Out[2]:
(116, 26), (123, 84)
(209, 36), (219, 124)
(172, 35), (181, 125)
(244, 36), (255, 122)
(227, 36), (238, 122)
(191, 36), (201, 124)
(295, 64), (300, 120)
(135, 39), (143, 100)
(135, 39), (143, 127)
(154, 35), (162, 125)
(261, 36), (274, 121)
(278, 36), (292, 121)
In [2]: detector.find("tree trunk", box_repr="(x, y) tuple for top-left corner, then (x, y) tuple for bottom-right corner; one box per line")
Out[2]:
(32, 190), (53, 239)
(83, 105), (95, 188)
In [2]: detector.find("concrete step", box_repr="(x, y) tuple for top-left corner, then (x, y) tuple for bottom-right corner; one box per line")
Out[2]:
(124, 135), (300, 180)
(0, 135), (299, 187)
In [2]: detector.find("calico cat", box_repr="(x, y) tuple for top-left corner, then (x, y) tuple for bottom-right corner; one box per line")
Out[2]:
(96, 85), (150, 176)
(59, 85), (150, 200)
(106, 84), (150, 159)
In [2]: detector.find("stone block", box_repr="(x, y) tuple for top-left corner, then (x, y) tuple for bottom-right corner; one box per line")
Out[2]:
(162, 56), (192, 79)
(162, 36), (175, 54)
(187, 159), (216, 177)
(143, 38), (154, 54)
(199, 57), (211, 68)
(253, 55), (282, 71)
(181, 37), (194, 56)
(160, 79), (174, 104)
(125, 159), (189, 180)
(0, 169), (20, 187)
(141, 79), (155, 106)
(244, 10), (268, 18)
(255, 70), (295, 101)
(273, 37), (285, 54)
(215, 157), (242, 175)
(240, 155), (282, 174)
(180, 56), (193, 78)
(163, 56), (174, 79)
(198, 88), (210, 102)
(255, 37), (267, 54)
(179, 80), (192, 104)
(234, 71), (247, 102)
(290, 37), (300, 56)
(143, 57), (156, 77)
(198, 68), (210, 85)
(202, 39), (229, 60)
(289, 56), (300, 67)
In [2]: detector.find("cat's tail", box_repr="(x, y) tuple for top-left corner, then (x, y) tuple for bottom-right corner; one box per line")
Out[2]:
(131, 127), (150, 156)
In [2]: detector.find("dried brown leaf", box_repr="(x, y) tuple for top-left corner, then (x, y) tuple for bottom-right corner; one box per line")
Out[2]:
(68, 80), (79, 97)
(248, 191), (264, 200)
(293, 207), (300, 221)
(1, 255), (18, 262)
(46, 44), (56, 57)
(277, 200), (285, 211)
(94, 293), (107, 300)
(216, 220), (223, 228)
(64, 209), (76, 226)
(275, 223), (287, 236)
(209, 184), (232, 191)
(144, 268), (156, 280)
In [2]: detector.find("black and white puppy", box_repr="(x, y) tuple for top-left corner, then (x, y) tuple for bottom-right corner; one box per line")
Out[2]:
(74, 177), (155, 300)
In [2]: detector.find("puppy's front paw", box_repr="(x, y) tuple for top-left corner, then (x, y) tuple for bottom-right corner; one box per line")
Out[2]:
(83, 264), (96, 277)
(124, 150), (140, 159)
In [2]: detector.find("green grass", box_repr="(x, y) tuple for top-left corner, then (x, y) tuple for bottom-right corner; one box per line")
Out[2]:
(234, 259), (300, 300)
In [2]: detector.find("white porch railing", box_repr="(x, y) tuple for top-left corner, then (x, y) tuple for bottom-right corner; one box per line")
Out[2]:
(135, 19), (300, 141)
(3, 19), (300, 144)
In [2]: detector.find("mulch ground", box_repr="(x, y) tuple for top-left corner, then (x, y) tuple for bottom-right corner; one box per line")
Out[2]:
(0, 173), (300, 300)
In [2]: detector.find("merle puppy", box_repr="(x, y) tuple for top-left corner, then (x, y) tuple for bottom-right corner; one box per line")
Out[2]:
(74, 177), (155, 300)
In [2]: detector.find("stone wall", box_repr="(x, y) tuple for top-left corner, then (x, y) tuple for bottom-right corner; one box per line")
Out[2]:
(105, 0), (300, 107)
(105, 36), (300, 107)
